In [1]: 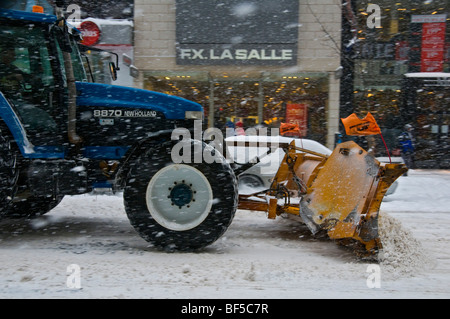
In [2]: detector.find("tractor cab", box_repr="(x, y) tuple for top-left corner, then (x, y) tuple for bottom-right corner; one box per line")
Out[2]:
(1, 8), (202, 160)
(0, 7), (97, 152)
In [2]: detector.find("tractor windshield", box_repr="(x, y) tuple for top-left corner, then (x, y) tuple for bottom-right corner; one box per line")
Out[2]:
(51, 25), (88, 83)
(68, 33), (88, 82)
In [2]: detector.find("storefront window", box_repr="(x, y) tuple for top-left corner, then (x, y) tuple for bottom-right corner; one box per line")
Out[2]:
(143, 71), (211, 116)
(212, 79), (260, 129)
(262, 74), (329, 144)
(403, 75), (450, 168)
(143, 72), (329, 145)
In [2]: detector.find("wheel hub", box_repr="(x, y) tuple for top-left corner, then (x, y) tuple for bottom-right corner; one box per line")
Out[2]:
(169, 182), (194, 208)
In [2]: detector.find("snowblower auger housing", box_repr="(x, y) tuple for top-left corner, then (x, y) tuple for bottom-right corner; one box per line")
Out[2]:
(237, 140), (408, 257)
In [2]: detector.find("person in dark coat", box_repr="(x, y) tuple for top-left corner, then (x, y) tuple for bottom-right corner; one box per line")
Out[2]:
(398, 124), (415, 175)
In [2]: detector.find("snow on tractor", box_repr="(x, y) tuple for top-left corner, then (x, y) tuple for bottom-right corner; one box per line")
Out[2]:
(0, 2), (407, 259)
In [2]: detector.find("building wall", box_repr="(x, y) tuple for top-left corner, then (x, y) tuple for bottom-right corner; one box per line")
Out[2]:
(133, 0), (342, 148)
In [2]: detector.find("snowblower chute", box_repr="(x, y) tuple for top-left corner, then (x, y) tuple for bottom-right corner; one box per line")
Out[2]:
(235, 140), (408, 257)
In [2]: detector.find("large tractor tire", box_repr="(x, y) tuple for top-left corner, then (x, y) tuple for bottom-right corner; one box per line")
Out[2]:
(5, 195), (64, 219)
(124, 140), (238, 251)
(0, 128), (18, 217)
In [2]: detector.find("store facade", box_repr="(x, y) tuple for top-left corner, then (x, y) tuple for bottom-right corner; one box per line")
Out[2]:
(348, 0), (450, 168)
(133, 0), (342, 148)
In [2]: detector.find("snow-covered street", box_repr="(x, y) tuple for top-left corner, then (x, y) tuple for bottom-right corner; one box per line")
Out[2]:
(0, 169), (449, 299)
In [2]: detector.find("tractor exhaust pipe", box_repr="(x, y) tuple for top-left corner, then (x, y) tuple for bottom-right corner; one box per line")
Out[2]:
(55, 0), (82, 145)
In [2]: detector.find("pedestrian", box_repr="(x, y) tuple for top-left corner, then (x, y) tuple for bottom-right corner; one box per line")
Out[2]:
(398, 124), (415, 175)
(225, 119), (235, 137)
(235, 121), (245, 136)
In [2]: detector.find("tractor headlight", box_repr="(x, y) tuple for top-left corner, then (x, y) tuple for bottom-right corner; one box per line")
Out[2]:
(185, 111), (203, 120)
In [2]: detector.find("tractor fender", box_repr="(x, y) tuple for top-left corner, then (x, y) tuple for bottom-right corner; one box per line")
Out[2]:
(0, 93), (34, 156)
(114, 129), (176, 190)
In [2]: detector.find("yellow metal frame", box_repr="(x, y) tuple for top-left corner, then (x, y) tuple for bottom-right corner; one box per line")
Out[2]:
(237, 141), (408, 257)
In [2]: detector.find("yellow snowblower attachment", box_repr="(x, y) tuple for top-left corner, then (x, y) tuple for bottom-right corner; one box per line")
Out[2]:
(237, 140), (408, 258)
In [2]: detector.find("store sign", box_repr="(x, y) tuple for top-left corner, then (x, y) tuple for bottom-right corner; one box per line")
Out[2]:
(421, 22), (446, 72)
(285, 104), (308, 137)
(177, 44), (297, 66)
(410, 14), (448, 73)
(79, 21), (101, 46)
(358, 42), (396, 60)
(411, 14), (447, 24)
(175, 0), (299, 66)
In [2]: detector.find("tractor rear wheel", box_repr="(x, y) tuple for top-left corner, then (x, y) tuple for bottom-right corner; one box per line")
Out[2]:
(124, 140), (238, 251)
(0, 128), (18, 217)
(5, 195), (64, 218)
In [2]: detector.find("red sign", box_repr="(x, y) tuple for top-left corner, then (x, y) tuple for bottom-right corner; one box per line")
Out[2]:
(285, 104), (308, 137)
(79, 21), (101, 46)
(421, 22), (446, 72)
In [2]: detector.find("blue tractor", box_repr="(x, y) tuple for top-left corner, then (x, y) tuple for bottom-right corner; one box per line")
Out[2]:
(0, 2), (238, 251)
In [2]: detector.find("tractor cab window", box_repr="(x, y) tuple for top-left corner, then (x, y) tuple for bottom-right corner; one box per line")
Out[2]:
(52, 27), (88, 83)
(0, 23), (61, 142)
(69, 36), (88, 82)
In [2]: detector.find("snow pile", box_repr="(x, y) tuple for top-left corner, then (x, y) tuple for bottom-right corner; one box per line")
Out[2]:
(378, 212), (435, 278)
